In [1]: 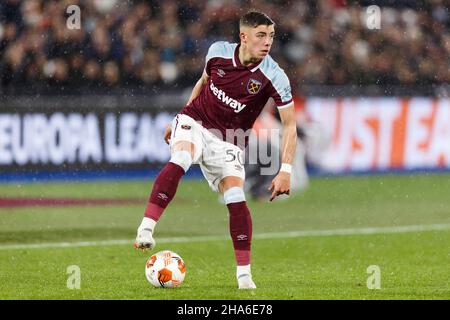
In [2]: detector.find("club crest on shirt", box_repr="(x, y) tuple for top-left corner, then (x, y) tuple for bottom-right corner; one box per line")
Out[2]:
(247, 78), (262, 94)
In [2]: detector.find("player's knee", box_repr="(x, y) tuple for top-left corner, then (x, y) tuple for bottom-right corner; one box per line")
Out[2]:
(223, 187), (246, 205)
(169, 150), (193, 173)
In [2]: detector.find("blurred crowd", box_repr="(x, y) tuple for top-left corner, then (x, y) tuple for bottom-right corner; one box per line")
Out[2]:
(1, 0), (450, 94)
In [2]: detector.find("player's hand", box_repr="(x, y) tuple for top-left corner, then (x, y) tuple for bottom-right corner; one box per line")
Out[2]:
(164, 124), (172, 145)
(268, 172), (291, 202)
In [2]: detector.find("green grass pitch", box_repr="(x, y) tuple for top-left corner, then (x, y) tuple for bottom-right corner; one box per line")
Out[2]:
(0, 174), (449, 299)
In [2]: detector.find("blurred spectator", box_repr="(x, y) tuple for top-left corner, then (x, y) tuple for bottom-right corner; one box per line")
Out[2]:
(102, 60), (120, 87)
(1, 0), (450, 94)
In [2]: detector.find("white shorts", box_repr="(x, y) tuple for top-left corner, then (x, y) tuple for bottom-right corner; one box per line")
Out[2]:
(170, 114), (245, 192)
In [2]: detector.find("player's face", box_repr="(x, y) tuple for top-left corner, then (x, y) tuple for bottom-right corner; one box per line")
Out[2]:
(241, 24), (275, 60)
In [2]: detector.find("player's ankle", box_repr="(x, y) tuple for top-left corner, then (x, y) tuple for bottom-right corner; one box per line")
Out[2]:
(138, 217), (157, 234)
(236, 264), (252, 278)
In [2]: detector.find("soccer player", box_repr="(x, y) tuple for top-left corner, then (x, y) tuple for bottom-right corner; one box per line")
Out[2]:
(135, 11), (297, 289)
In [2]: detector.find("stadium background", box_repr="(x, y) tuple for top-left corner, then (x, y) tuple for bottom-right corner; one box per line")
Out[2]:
(2, 0), (450, 178)
(0, 0), (449, 300)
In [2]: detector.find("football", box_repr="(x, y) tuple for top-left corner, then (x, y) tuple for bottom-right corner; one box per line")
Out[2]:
(145, 250), (186, 288)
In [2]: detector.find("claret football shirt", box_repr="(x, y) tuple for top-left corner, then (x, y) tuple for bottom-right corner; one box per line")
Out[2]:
(181, 41), (293, 148)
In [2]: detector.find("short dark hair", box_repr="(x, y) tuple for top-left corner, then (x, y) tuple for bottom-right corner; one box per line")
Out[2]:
(239, 11), (274, 28)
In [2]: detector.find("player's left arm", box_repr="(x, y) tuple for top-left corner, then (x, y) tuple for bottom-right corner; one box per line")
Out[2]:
(269, 104), (297, 201)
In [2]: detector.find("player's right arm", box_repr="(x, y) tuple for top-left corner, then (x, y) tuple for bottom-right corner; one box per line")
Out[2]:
(164, 71), (209, 144)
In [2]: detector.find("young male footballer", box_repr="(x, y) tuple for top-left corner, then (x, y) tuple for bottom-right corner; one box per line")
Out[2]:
(135, 11), (297, 289)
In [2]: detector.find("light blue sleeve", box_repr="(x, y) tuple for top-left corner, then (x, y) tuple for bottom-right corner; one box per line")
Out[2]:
(204, 42), (235, 75)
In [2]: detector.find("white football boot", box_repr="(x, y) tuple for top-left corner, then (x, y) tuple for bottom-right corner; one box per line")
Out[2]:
(238, 274), (257, 289)
(134, 218), (156, 250)
(237, 265), (256, 289)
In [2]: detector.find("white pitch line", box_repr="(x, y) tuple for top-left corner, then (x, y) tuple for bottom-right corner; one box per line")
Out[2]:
(1, 223), (450, 251)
